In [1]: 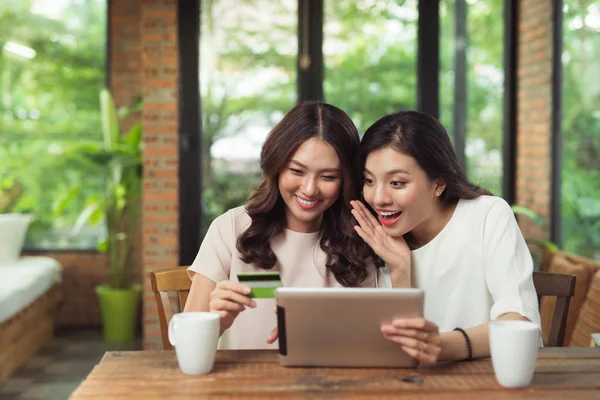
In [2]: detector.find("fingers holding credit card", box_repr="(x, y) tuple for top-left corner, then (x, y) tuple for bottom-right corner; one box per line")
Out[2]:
(209, 280), (257, 333)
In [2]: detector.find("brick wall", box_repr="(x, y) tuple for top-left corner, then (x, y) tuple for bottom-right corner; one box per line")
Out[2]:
(139, 0), (180, 350)
(21, 251), (108, 326)
(516, 0), (554, 240)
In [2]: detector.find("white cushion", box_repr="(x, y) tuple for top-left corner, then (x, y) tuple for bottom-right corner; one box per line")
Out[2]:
(0, 256), (62, 322)
(0, 213), (32, 264)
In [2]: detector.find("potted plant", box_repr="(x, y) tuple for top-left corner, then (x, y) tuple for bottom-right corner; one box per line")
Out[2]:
(59, 89), (142, 342)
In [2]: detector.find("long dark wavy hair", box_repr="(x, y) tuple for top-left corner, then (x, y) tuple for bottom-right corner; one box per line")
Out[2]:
(358, 111), (492, 258)
(236, 101), (372, 287)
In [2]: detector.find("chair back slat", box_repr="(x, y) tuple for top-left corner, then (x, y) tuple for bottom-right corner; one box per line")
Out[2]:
(150, 267), (191, 350)
(533, 271), (576, 347)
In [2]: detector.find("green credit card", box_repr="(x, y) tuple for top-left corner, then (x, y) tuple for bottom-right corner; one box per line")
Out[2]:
(237, 272), (282, 299)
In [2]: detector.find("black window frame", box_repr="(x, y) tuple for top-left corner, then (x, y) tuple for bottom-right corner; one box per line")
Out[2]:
(178, 0), (529, 261)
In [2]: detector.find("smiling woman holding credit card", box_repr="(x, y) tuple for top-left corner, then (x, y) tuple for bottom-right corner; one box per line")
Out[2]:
(184, 102), (379, 350)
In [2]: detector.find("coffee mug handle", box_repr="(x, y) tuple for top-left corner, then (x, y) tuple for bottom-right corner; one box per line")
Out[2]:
(168, 317), (177, 347)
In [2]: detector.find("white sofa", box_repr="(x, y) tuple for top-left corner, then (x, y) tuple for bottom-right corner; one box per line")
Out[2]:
(0, 214), (62, 380)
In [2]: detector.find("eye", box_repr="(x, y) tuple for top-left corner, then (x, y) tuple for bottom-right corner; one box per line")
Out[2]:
(363, 178), (373, 185)
(390, 181), (406, 188)
(321, 175), (338, 181)
(289, 168), (303, 175)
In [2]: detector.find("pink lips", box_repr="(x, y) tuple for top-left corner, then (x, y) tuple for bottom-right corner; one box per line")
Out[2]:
(378, 211), (402, 226)
(295, 195), (320, 210)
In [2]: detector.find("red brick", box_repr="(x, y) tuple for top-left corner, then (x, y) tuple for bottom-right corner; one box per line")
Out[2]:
(516, 0), (554, 241)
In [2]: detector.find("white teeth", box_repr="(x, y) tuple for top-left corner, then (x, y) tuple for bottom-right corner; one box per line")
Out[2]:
(379, 211), (401, 216)
(297, 197), (317, 206)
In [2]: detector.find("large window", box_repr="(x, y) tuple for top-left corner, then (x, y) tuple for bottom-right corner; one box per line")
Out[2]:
(0, 0), (107, 249)
(323, 0), (418, 131)
(439, 0), (505, 195)
(561, 1), (600, 259)
(199, 0), (297, 230)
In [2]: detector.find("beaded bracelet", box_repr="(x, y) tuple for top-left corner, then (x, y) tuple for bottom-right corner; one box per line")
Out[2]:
(453, 327), (473, 361)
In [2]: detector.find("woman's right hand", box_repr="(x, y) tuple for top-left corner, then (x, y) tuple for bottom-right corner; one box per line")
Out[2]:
(350, 200), (412, 268)
(209, 280), (257, 334)
(351, 200), (412, 286)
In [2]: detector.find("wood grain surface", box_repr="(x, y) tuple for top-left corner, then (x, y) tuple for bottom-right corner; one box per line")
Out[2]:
(70, 348), (600, 399)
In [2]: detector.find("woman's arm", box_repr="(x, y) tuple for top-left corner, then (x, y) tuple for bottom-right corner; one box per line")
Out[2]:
(383, 312), (530, 366)
(184, 272), (256, 335)
(183, 272), (216, 312)
(390, 267), (411, 288)
(439, 312), (529, 361)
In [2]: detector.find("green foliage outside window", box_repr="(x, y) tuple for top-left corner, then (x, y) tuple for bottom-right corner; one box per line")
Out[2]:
(1, 0), (598, 260)
(0, 0), (106, 249)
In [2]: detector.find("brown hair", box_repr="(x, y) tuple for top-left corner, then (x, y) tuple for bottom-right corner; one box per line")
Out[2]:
(236, 101), (371, 287)
(358, 110), (491, 206)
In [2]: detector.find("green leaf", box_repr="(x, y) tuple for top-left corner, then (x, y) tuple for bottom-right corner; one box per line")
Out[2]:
(100, 89), (120, 151)
(52, 184), (81, 217)
(511, 205), (545, 226)
(71, 201), (102, 236)
(123, 123), (142, 149)
(97, 239), (108, 253)
(526, 238), (559, 253)
(117, 96), (143, 119)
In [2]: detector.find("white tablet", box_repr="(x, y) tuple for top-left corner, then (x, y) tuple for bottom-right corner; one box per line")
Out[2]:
(275, 287), (425, 368)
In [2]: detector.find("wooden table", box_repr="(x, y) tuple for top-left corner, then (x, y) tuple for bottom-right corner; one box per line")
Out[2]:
(70, 348), (600, 399)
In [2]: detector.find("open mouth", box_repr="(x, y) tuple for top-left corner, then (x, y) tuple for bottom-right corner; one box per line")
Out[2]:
(378, 211), (402, 226)
(295, 195), (320, 210)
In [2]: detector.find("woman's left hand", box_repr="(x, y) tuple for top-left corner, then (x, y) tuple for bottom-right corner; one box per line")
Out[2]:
(381, 317), (442, 367)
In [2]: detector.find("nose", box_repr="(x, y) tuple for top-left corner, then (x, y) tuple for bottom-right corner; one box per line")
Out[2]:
(301, 176), (318, 197)
(372, 184), (392, 207)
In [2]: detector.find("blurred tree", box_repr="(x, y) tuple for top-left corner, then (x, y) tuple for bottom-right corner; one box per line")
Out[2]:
(0, 0), (106, 248)
(561, 0), (600, 259)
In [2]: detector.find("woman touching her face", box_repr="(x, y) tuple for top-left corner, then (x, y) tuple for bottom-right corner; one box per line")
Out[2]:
(351, 111), (540, 366)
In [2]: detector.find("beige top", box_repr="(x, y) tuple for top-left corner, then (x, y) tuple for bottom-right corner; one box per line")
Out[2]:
(188, 206), (377, 349)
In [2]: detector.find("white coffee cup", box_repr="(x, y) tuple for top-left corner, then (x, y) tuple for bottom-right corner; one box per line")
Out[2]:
(489, 320), (540, 388)
(168, 312), (220, 375)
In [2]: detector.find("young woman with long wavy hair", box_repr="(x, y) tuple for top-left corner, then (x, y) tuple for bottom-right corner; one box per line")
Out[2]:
(184, 101), (376, 349)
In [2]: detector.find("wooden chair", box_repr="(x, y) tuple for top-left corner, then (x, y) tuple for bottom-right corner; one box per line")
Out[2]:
(150, 267), (191, 350)
(533, 271), (576, 347)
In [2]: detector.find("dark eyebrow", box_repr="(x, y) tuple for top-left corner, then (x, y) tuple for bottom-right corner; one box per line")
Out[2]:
(290, 160), (340, 173)
(364, 167), (410, 176)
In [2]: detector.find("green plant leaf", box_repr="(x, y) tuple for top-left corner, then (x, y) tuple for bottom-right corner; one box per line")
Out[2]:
(97, 239), (108, 253)
(123, 123), (142, 149)
(100, 88), (120, 151)
(526, 238), (559, 253)
(52, 184), (81, 217)
(71, 201), (102, 236)
(511, 205), (545, 226)
(117, 96), (143, 119)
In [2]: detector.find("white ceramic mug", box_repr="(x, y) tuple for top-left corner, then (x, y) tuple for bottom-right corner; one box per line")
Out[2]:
(168, 312), (220, 375)
(489, 320), (540, 388)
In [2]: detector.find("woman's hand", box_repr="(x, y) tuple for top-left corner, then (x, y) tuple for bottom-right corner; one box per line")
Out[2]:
(209, 280), (256, 334)
(381, 317), (443, 367)
(266, 307), (278, 344)
(266, 327), (278, 344)
(350, 200), (411, 282)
